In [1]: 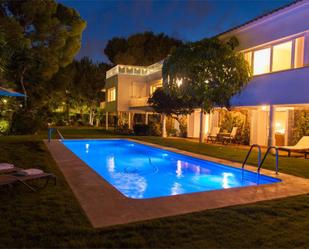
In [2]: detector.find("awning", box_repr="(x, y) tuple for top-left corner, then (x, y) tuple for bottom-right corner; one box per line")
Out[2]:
(0, 87), (25, 97)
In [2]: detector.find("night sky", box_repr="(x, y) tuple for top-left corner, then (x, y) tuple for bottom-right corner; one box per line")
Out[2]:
(59, 0), (294, 63)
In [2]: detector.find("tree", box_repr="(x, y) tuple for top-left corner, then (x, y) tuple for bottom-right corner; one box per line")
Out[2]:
(148, 87), (194, 137)
(0, 0), (86, 108)
(162, 38), (252, 143)
(104, 32), (182, 66)
(72, 57), (111, 125)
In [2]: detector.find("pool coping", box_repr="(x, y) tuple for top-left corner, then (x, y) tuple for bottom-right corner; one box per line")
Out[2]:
(44, 138), (309, 228)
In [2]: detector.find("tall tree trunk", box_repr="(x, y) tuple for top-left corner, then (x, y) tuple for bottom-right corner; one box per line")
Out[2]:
(66, 100), (70, 124)
(199, 108), (205, 143)
(20, 68), (27, 108)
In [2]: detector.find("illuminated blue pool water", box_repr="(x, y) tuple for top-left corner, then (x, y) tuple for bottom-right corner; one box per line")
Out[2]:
(62, 139), (281, 199)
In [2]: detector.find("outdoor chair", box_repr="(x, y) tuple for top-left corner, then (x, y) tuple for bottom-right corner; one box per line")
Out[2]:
(0, 168), (56, 191)
(206, 127), (220, 143)
(221, 127), (238, 144)
(277, 136), (309, 158)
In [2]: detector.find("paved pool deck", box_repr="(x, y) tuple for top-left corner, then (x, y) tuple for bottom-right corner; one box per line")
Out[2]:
(45, 139), (309, 228)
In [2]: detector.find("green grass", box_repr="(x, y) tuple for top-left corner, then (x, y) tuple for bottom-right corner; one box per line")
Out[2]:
(1, 128), (309, 248)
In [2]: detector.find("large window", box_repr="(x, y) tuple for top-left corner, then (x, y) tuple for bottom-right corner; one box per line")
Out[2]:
(294, 37), (305, 68)
(246, 36), (305, 76)
(107, 87), (116, 102)
(272, 41), (292, 72)
(253, 48), (271, 75)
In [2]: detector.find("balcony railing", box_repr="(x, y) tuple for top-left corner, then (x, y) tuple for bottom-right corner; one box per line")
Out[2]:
(106, 60), (163, 79)
(129, 97), (149, 107)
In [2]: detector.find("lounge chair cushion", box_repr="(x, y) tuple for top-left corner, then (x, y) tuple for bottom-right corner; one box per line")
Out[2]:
(279, 136), (309, 151)
(14, 168), (44, 176)
(0, 163), (14, 170)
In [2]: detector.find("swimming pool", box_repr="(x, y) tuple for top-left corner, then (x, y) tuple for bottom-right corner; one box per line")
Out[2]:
(62, 139), (281, 199)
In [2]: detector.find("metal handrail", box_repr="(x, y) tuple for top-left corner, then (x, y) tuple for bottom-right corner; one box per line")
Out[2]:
(242, 144), (262, 170)
(258, 146), (279, 174)
(48, 128), (64, 142)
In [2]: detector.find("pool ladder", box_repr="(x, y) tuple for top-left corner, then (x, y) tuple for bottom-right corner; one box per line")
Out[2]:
(48, 128), (64, 142)
(242, 144), (279, 175)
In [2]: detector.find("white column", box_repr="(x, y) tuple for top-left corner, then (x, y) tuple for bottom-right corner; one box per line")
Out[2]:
(268, 105), (275, 146)
(162, 114), (167, 137)
(128, 112), (132, 129)
(105, 112), (109, 130)
(145, 112), (149, 125)
(199, 108), (205, 143)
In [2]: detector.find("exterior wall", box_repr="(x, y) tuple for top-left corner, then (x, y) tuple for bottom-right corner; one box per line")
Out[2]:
(220, 1), (309, 108)
(104, 75), (118, 113)
(230, 67), (309, 106)
(106, 70), (162, 113)
(117, 74), (147, 112)
(187, 110), (213, 138)
(220, 1), (309, 52)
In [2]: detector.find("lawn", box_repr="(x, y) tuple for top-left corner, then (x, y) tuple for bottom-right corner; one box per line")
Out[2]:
(0, 128), (309, 248)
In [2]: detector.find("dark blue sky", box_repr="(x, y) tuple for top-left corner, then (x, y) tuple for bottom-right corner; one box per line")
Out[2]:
(60, 0), (293, 63)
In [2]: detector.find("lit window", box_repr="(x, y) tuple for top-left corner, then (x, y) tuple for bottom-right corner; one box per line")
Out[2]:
(150, 80), (162, 95)
(272, 41), (292, 72)
(244, 52), (252, 68)
(253, 48), (271, 75)
(107, 87), (116, 102)
(294, 36), (304, 68)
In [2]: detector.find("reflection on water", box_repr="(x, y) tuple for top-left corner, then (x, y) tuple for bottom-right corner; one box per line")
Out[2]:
(171, 182), (184, 195)
(85, 143), (90, 154)
(222, 172), (234, 189)
(176, 160), (183, 178)
(107, 155), (115, 173)
(113, 172), (147, 199)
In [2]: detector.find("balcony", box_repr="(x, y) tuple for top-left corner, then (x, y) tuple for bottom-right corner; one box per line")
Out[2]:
(129, 97), (149, 107)
(106, 60), (163, 79)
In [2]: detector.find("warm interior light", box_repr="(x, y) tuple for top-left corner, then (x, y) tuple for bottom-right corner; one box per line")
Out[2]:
(253, 48), (271, 75)
(176, 78), (183, 87)
(272, 41), (292, 72)
(294, 37), (304, 68)
(274, 111), (287, 134)
(261, 105), (267, 111)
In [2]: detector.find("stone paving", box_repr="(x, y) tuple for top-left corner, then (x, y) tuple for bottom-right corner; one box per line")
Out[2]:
(45, 139), (309, 228)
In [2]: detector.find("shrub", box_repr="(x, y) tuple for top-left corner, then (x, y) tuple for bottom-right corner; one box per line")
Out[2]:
(10, 110), (42, 134)
(149, 122), (162, 136)
(115, 123), (133, 135)
(0, 119), (10, 135)
(133, 124), (149, 136)
(292, 110), (309, 144)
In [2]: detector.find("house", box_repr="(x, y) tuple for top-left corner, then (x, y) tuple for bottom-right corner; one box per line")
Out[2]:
(103, 0), (309, 146)
(103, 61), (163, 130)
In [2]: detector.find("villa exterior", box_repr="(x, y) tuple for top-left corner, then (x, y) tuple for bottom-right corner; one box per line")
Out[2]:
(103, 0), (309, 146)
(103, 61), (163, 130)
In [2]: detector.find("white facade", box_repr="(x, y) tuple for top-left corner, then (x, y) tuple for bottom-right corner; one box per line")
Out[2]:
(187, 0), (309, 146)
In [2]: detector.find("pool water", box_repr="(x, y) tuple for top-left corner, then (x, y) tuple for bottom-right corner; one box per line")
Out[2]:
(62, 139), (281, 199)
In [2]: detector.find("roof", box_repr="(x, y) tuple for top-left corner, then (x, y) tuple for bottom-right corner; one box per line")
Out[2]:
(216, 0), (303, 37)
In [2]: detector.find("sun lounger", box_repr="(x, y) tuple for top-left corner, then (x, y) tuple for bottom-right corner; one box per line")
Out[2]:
(221, 127), (238, 144)
(0, 168), (56, 191)
(206, 127), (220, 143)
(278, 136), (309, 158)
(0, 163), (22, 174)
